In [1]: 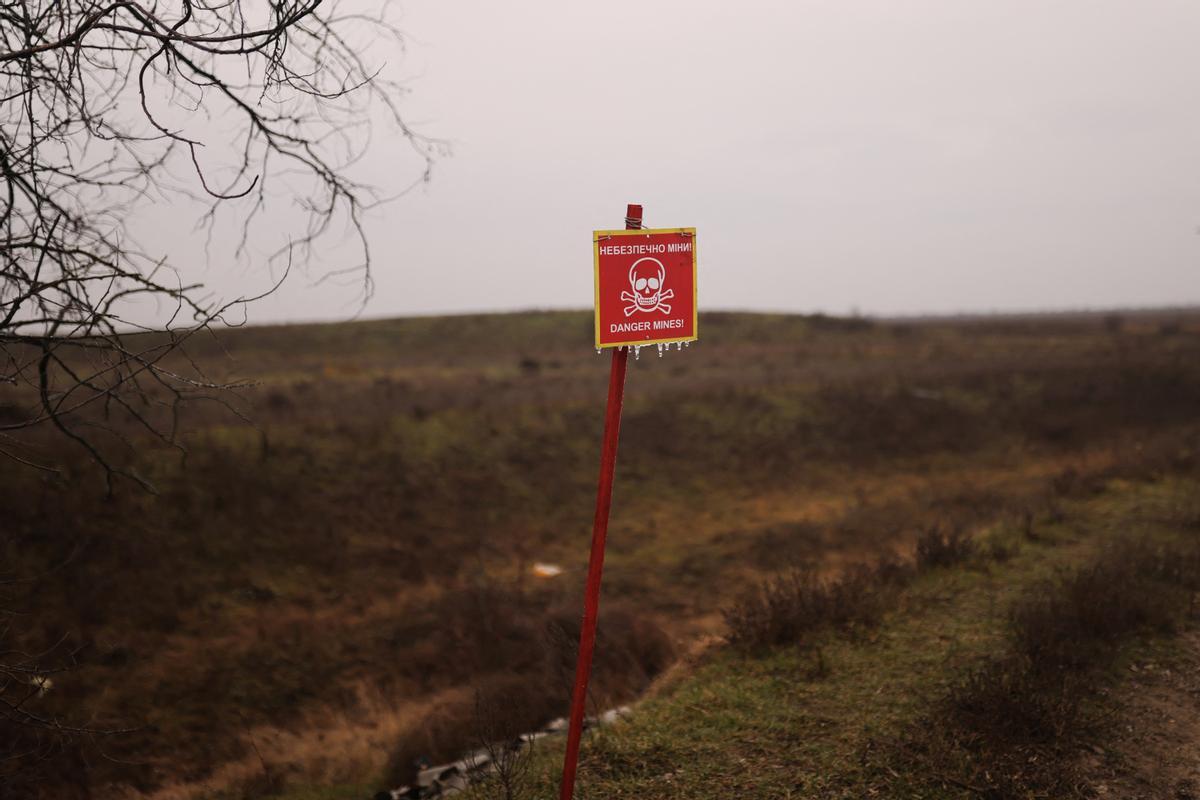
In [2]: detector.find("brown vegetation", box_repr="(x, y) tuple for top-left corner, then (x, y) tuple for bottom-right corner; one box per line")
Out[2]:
(722, 522), (982, 651)
(914, 525), (976, 570)
(2, 309), (1200, 797)
(378, 586), (674, 787)
(903, 538), (1200, 797)
(722, 558), (911, 650)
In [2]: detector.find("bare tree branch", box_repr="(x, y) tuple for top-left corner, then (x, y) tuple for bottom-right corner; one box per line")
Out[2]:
(0, 0), (438, 485)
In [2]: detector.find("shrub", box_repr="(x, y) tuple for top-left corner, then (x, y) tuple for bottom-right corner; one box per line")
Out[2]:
(380, 587), (674, 789)
(914, 525), (974, 570)
(906, 537), (1200, 798)
(723, 558), (912, 649)
(984, 537), (1018, 563)
(1011, 539), (1197, 673)
(946, 654), (1084, 744)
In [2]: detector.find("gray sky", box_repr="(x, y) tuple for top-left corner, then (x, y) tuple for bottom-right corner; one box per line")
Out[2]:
(197, 1), (1200, 323)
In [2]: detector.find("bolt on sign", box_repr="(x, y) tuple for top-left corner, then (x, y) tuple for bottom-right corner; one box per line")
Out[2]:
(593, 227), (697, 349)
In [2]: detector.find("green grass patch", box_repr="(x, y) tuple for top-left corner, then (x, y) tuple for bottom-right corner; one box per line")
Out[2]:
(506, 478), (1197, 800)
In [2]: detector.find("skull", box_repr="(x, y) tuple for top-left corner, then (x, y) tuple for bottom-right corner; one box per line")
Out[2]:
(629, 258), (665, 311)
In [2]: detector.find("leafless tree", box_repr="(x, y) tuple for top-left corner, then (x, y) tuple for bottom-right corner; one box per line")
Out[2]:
(467, 690), (537, 800)
(0, 0), (436, 490)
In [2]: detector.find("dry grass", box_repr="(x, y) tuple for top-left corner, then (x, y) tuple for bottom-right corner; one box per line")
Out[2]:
(723, 557), (913, 650)
(903, 537), (1200, 798)
(4, 309), (1200, 797)
(141, 683), (453, 800)
(914, 525), (976, 570)
(723, 521), (983, 650)
(379, 594), (675, 788)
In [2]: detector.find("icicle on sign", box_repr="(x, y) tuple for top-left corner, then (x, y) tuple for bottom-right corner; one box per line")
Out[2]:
(593, 227), (697, 348)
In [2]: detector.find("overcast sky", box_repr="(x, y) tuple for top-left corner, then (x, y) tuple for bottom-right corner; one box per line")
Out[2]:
(197, 1), (1200, 323)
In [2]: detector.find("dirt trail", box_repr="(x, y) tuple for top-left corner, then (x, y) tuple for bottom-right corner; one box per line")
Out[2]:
(1086, 631), (1200, 799)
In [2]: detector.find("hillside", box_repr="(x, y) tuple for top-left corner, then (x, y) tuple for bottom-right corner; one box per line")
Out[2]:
(504, 476), (1200, 799)
(2, 309), (1199, 799)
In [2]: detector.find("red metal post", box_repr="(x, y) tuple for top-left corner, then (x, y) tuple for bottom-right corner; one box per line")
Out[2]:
(558, 204), (641, 800)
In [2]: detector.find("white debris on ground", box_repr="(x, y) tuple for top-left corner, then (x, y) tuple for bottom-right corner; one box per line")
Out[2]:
(378, 706), (633, 800)
(530, 562), (563, 578)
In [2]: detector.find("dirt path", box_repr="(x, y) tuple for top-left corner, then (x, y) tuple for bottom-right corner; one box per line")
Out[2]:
(1087, 631), (1200, 799)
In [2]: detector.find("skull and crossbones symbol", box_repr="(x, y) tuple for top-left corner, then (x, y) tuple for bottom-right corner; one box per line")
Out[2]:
(621, 257), (674, 316)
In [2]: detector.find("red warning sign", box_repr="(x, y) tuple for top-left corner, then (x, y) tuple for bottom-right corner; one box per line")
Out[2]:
(593, 227), (697, 349)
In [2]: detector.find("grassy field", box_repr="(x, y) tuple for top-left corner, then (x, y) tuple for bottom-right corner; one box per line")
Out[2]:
(494, 476), (1200, 799)
(2, 309), (1199, 798)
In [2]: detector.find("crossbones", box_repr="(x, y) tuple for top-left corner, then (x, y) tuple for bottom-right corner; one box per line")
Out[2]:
(621, 257), (674, 316)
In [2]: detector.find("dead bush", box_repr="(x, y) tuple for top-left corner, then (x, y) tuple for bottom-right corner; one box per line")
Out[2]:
(464, 689), (539, 800)
(914, 525), (974, 570)
(946, 655), (1084, 745)
(723, 558), (912, 650)
(900, 538), (1200, 798)
(984, 537), (1018, 563)
(381, 593), (674, 789)
(1012, 541), (1194, 673)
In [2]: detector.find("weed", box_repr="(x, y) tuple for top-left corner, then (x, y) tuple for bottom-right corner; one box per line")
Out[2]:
(914, 525), (974, 570)
(946, 654), (1085, 744)
(984, 537), (1018, 563)
(380, 590), (673, 789)
(723, 559), (912, 650)
(805, 646), (831, 680)
(1011, 545), (1180, 672)
(5, 310), (1200, 796)
(465, 688), (542, 800)
(901, 537), (1200, 798)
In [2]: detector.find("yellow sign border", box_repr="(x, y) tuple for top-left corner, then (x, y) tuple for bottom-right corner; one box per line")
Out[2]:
(592, 227), (698, 349)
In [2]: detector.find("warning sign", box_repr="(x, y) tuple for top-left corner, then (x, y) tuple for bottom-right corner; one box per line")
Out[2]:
(593, 227), (697, 348)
